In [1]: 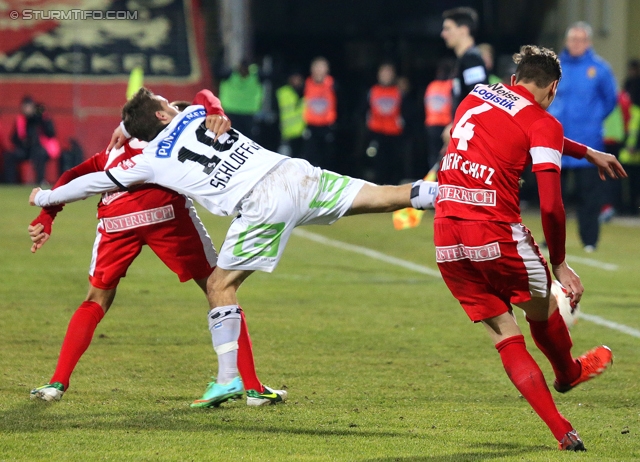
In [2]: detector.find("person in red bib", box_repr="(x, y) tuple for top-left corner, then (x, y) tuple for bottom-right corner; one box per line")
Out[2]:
(434, 45), (613, 451)
(366, 62), (405, 185)
(423, 59), (454, 173)
(302, 56), (337, 170)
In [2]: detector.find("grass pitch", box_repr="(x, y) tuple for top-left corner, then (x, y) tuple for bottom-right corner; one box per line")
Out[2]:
(1, 185), (639, 461)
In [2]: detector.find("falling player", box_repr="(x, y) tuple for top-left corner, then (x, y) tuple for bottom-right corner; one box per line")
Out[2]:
(28, 91), (287, 407)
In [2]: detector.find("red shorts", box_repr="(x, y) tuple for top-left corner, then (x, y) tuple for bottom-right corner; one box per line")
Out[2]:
(434, 217), (550, 322)
(89, 198), (217, 290)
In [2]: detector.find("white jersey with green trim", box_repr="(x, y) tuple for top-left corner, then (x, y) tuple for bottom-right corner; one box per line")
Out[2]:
(108, 106), (287, 216)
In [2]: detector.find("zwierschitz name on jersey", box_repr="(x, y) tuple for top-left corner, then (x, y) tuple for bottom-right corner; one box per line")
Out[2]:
(436, 83), (564, 223)
(108, 106), (287, 216)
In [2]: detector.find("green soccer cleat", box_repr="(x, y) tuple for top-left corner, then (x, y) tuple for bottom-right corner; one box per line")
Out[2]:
(30, 382), (65, 402)
(246, 385), (288, 406)
(190, 376), (244, 408)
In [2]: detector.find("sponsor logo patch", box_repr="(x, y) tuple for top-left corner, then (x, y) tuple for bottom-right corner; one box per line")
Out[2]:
(438, 185), (496, 206)
(102, 205), (175, 232)
(436, 242), (501, 263)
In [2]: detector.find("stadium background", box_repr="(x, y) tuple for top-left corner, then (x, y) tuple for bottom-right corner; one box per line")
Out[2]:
(0, 0), (638, 180)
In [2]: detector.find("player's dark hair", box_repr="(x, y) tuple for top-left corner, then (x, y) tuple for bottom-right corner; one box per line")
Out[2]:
(442, 7), (479, 37)
(170, 100), (191, 112)
(121, 87), (165, 142)
(513, 45), (562, 88)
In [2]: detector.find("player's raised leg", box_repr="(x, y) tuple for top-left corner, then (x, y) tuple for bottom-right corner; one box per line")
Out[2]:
(519, 293), (612, 393)
(347, 180), (438, 215)
(31, 285), (114, 401)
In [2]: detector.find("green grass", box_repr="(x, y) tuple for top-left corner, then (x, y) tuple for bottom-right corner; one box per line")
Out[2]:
(1, 185), (639, 461)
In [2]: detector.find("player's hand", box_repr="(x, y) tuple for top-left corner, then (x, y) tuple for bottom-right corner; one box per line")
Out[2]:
(205, 114), (231, 142)
(29, 188), (41, 206)
(585, 147), (628, 181)
(28, 223), (50, 253)
(552, 261), (583, 305)
(107, 124), (128, 153)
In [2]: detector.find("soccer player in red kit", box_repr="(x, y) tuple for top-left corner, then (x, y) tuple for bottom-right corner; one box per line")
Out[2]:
(28, 91), (287, 407)
(434, 46), (612, 451)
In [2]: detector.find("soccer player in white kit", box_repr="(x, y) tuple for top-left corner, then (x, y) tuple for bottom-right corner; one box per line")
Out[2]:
(31, 87), (439, 406)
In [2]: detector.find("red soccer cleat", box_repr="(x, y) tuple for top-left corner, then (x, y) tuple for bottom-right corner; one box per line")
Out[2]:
(559, 429), (587, 451)
(554, 345), (613, 393)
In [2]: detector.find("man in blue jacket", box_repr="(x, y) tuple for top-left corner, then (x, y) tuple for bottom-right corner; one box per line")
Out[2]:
(548, 22), (617, 252)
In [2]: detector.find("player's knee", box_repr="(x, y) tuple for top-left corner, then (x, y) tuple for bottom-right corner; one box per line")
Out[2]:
(85, 285), (116, 312)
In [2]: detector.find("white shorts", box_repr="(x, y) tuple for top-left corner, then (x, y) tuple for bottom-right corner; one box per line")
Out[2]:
(217, 158), (366, 272)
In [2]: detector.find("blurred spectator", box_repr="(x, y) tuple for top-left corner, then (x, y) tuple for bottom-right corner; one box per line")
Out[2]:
(548, 22), (617, 252)
(4, 96), (59, 185)
(477, 43), (501, 84)
(303, 56), (337, 169)
(365, 62), (404, 184)
(275, 70), (306, 157)
(218, 60), (264, 138)
(59, 138), (85, 174)
(423, 59), (454, 173)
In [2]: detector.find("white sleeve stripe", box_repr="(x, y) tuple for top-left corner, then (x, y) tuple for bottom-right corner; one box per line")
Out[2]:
(530, 146), (561, 167)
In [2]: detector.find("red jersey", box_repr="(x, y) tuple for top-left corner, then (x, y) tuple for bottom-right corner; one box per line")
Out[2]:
(435, 83), (563, 224)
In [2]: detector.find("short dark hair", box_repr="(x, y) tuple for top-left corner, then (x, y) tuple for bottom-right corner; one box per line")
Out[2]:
(442, 7), (479, 37)
(121, 87), (165, 142)
(513, 45), (561, 88)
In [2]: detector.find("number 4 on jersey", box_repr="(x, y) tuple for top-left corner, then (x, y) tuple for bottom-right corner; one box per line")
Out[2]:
(451, 103), (492, 150)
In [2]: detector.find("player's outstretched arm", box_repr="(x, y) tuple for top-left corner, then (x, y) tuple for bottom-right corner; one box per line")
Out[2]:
(563, 137), (627, 180)
(27, 154), (105, 253)
(30, 172), (122, 207)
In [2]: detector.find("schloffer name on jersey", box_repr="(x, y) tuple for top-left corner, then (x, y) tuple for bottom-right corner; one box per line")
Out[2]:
(440, 152), (495, 185)
(209, 140), (261, 189)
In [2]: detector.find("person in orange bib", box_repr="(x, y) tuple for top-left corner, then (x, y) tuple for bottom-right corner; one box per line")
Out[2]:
(302, 57), (338, 170)
(366, 62), (404, 185)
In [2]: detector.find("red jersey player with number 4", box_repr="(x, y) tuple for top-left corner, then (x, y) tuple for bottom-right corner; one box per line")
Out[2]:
(434, 46), (612, 451)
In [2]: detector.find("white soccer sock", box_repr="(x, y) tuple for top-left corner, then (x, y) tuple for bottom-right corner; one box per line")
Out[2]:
(410, 180), (438, 210)
(208, 305), (242, 384)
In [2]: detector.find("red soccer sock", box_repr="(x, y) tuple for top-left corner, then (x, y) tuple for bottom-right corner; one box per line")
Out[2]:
(496, 335), (573, 441)
(527, 309), (581, 385)
(50, 301), (105, 390)
(237, 309), (264, 393)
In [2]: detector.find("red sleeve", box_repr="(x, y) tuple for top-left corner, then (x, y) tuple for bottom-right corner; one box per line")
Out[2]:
(192, 89), (225, 116)
(535, 170), (566, 265)
(562, 137), (587, 159)
(30, 151), (106, 234)
(529, 118), (563, 173)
